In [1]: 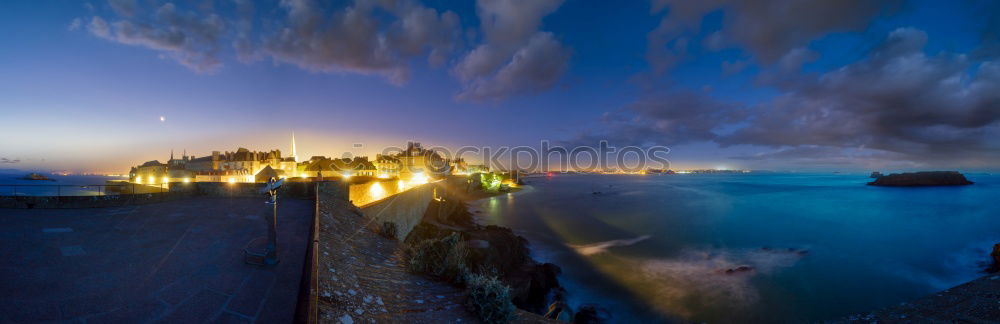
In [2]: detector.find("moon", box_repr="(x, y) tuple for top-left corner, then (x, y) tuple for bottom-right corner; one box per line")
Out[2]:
(160, 116), (166, 122)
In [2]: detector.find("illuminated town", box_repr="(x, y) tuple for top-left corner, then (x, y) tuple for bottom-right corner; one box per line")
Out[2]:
(125, 138), (483, 184)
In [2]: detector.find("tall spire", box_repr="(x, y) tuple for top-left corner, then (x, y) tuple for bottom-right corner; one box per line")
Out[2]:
(170, 149), (174, 161)
(291, 132), (298, 162)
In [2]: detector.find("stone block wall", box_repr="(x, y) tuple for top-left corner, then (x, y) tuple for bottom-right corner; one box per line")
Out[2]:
(357, 183), (436, 241)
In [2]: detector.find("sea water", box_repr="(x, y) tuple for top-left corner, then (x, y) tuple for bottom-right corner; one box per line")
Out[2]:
(0, 174), (130, 196)
(473, 173), (1000, 323)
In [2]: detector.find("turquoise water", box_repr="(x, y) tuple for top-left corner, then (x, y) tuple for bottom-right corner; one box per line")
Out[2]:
(473, 173), (1000, 323)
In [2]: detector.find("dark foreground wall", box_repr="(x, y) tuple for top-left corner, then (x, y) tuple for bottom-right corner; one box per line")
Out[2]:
(0, 181), (349, 209)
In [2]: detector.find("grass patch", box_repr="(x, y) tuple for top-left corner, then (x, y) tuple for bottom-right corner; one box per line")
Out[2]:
(466, 272), (517, 324)
(405, 232), (468, 284)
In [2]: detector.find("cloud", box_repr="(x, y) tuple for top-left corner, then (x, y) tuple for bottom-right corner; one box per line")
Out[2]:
(719, 27), (1000, 165)
(573, 28), (1000, 167)
(107, 0), (137, 17)
(728, 146), (918, 168)
(453, 0), (571, 102)
(565, 89), (744, 147)
(702, 31), (727, 51)
(455, 32), (570, 101)
(0, 158), (21, 164)
(259, 0), (461, 84)
(646, 0), (902, 73)
(68, 18), (82, 31)
(78, 0), (574, 100)
(231, 0), (256, 63)
(721, 59), (747, 76)
(87, 16), (111, 39)
(85, 3), (225, 72)
(81, 0), (461, 81)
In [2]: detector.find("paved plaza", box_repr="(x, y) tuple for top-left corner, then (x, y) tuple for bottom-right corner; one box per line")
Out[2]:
(0, 197), (313, 323)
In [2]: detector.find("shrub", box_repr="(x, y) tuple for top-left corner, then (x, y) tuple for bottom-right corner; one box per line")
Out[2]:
(466, 272), (516, 324)
(380, 221), (398, 240)
(405, 233), (468, 284)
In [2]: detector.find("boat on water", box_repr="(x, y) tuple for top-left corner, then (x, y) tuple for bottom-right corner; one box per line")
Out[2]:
(21, 173), (54, 181)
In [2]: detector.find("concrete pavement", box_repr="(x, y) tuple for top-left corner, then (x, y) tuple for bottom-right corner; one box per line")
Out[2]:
(0, 197), (313, 323)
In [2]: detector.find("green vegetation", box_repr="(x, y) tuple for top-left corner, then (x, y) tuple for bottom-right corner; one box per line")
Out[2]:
(479, 172), (503, 192)
(404, 232), (468, 284)
(466, 272), (517, 324)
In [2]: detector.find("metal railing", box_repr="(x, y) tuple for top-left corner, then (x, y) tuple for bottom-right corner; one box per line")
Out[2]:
(0, 183), (169, 197)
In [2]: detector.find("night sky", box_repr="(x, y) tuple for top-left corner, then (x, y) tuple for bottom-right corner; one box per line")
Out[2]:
(1, 0), (998, 172)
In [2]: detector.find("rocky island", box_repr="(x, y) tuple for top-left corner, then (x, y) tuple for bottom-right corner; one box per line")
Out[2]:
(20, 173), (52, 181)
(867, 171), (973, 186)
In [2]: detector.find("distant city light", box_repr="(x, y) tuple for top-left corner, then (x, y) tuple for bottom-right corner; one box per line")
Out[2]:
(148, 176), (155, 184)
(162, 177), (169, 183)
(343, 172), (352, 179)
(228, 177), (235, 184)
(183, 178), (190, 183)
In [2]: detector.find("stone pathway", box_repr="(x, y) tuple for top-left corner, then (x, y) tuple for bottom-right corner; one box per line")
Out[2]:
(315, 195), (552, 323)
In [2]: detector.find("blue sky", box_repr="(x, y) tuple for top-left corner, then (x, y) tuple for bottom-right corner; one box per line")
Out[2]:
(1, 0), (997, 172)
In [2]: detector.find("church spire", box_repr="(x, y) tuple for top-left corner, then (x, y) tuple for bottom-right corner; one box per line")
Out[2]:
(170, 149), (174, 161)
(291, 132), (298, 162)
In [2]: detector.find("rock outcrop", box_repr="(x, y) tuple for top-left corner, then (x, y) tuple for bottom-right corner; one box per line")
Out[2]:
(869, 171), (883, 178)
(573, 305), (610, 323)
(989, 243), (1000, 273)
(867, 171), (973, 186)
(404, 198), (568, 319)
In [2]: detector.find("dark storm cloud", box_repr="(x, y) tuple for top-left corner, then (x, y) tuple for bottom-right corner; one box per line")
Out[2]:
(576, 28), (1000, 166)
(720, 28), (1000, 162)
(86, 2), (225, 72)
(452, 0), (571, 102)
(79, 0), (568, 100)
(259, 0), (461, 84)
(646, 0), (902, 73)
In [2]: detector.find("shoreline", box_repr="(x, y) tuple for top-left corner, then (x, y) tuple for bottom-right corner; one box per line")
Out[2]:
(463, 183), (618, 323)
(404, 178), (604, 321)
